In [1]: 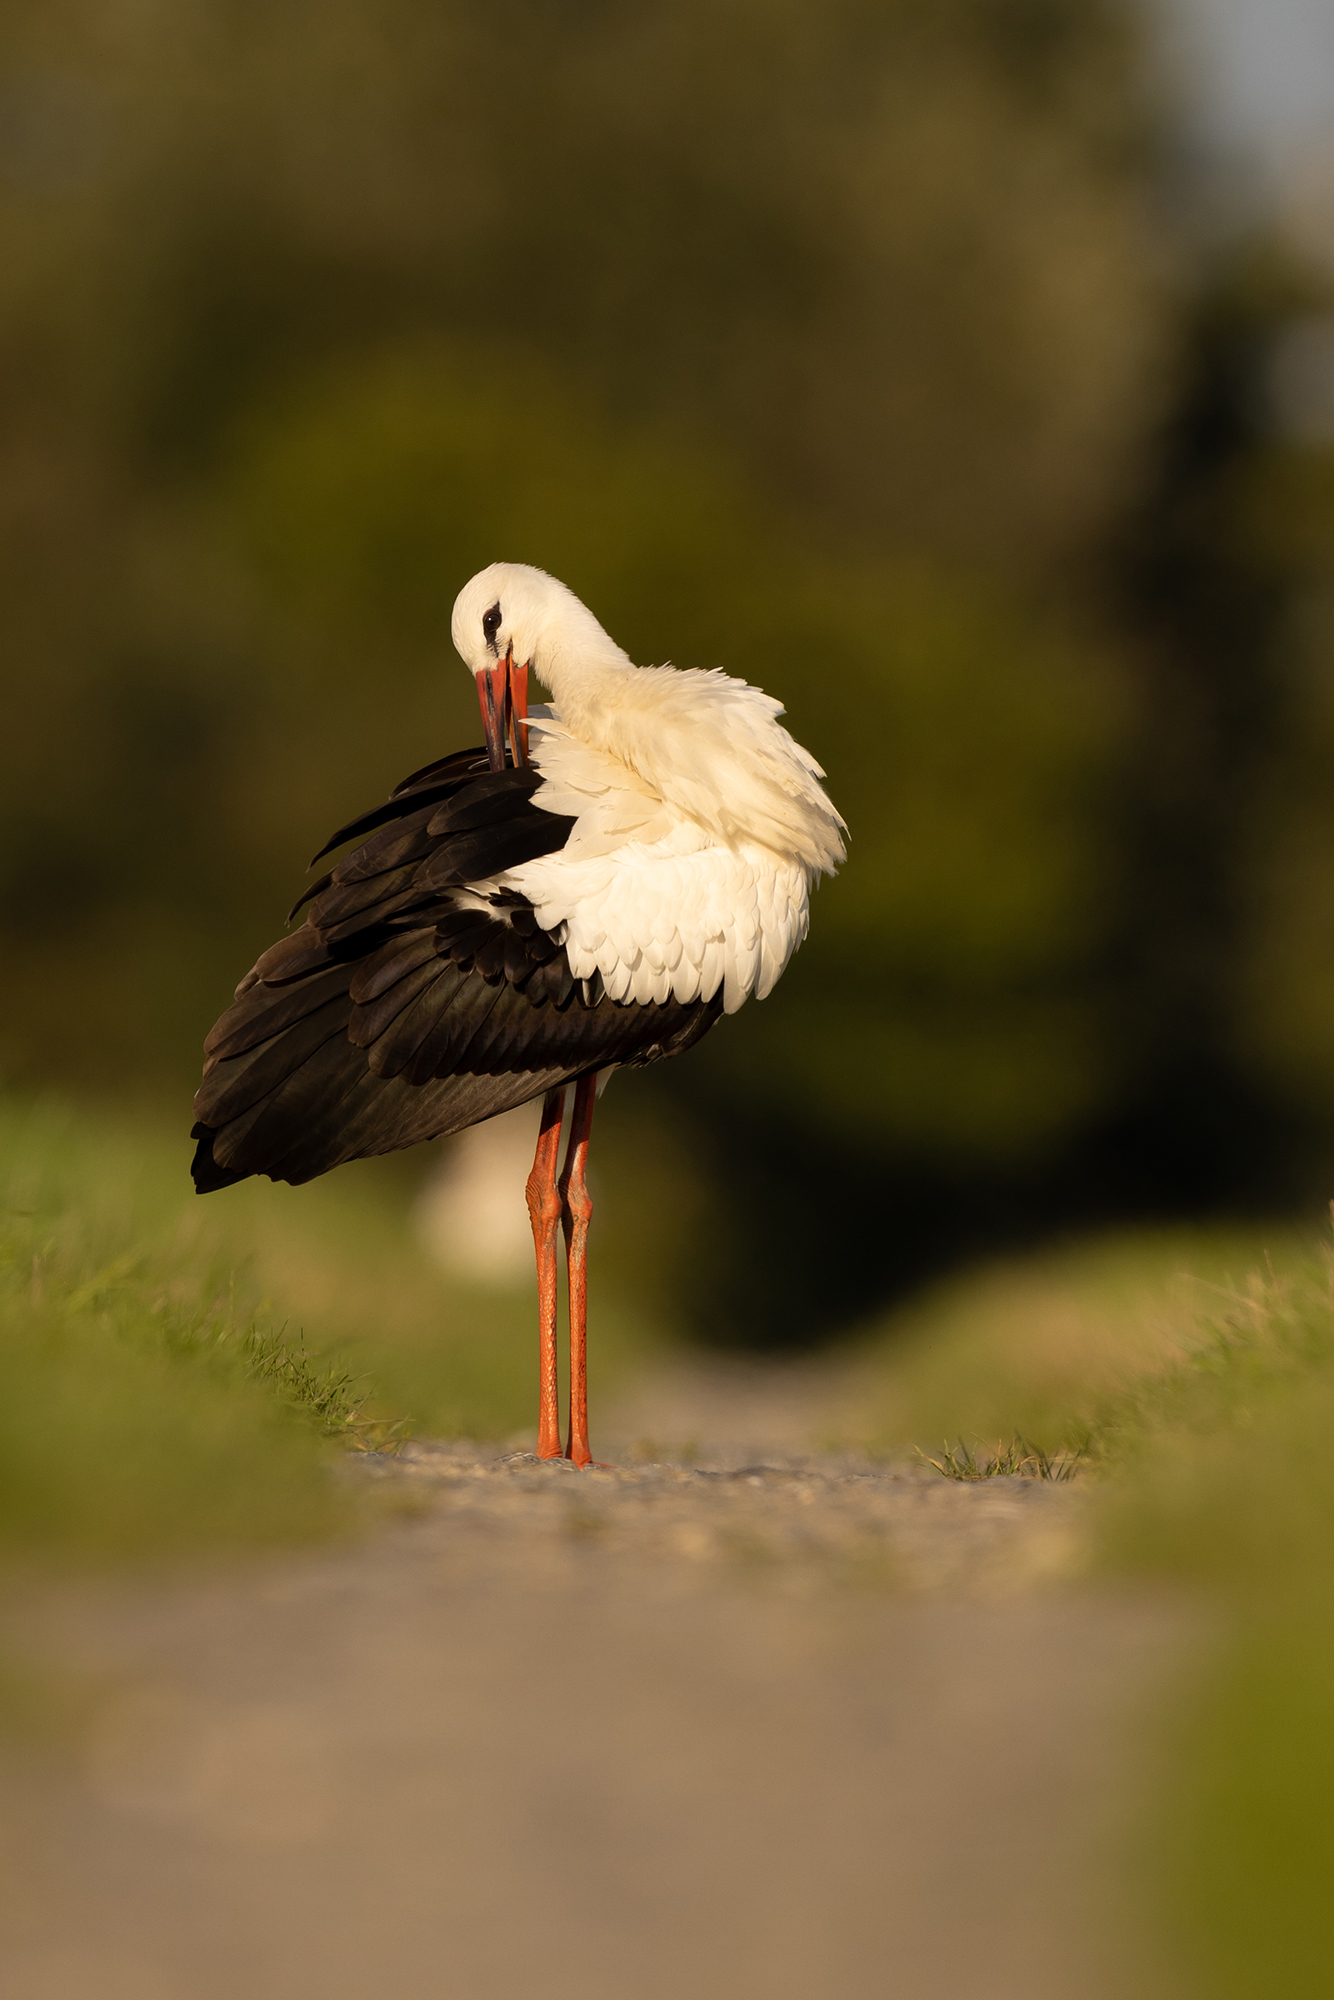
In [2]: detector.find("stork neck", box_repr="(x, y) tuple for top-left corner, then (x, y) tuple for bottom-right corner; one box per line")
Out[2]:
(535, 630), (636, 742)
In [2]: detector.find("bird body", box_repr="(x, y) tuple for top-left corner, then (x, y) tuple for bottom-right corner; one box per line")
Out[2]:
(476, 723), (814, 1014)
(451, 563), (844, 1017)
(193, 563), (844, 1462)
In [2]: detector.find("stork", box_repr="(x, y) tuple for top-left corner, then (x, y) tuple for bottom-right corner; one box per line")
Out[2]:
(191, 564), (845, 1465)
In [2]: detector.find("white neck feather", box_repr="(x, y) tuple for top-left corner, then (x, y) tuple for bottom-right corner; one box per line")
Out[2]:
(530, 616), (636, 746)
(454, 564), (845, 879)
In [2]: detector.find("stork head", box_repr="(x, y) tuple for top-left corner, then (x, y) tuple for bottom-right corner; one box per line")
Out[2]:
(451, 562), (631, 770)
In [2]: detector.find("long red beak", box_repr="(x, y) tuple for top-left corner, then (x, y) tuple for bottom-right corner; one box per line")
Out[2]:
(477, 647), (530, 771)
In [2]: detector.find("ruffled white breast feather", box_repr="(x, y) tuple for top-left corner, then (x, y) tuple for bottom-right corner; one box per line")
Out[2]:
(550, 670), (846, 877)
(495, 720), (813, 1014)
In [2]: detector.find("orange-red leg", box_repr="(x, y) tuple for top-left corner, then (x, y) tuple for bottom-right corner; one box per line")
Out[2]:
(558, 1073), (598, 1467)
(525, 1087), (566, 1459)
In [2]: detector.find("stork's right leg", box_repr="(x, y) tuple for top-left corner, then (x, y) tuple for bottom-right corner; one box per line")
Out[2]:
(558, 1073), (598, 1468)
(525, 1088), (566, 1460)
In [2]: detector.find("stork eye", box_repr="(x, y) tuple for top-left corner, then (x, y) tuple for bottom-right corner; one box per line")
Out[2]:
(482, 603), (503, 646)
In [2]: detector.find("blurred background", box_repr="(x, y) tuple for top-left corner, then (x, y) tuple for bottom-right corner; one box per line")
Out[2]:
(3, 0), (1334, 1350)
(6, 12), (1334, 1994)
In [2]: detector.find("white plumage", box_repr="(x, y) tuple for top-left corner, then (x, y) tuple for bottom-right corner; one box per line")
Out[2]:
(451, 563), (846, 1017)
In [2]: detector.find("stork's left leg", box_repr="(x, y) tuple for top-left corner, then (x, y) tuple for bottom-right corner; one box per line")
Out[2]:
(558, 1072), (598, 1467)
(525, 1086), (567, 1461)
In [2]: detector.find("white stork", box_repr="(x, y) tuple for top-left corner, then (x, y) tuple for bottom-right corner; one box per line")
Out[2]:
(192, 563), (845, 1465)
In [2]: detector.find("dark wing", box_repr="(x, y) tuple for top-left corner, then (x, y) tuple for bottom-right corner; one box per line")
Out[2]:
(191, 747), (721, 1191)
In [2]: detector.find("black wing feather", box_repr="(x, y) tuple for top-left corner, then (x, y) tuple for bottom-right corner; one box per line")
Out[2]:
(367, 966), (471, 1079)
(205, 961), (355, 1062)
(195, 994), (353, 1128)
(348, 956), (453, 1049)
(308, 752), (486, 864)
(331, 802), (444, 881)
(348, 928), (441, 1005)
(192, 743), (723, 1192)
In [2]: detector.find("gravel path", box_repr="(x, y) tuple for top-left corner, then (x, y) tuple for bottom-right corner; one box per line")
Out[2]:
(0, 1383), (1191, 2000)
(360, 1437), (1085, 1592)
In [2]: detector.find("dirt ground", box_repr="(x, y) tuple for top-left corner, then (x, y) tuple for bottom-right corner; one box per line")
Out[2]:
(0, 1361), (1191, 2000)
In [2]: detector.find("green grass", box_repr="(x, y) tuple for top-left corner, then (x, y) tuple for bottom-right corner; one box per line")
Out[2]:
(913, 1435), (1083, 1480)
(856, 1223), (1334, 1999)
(0, 1097), (361, 1556)
(1151, 1596), (1334, 1999)
(1084, 1245), (1334, 1997)
(850, 1224), (1313, 1460)
(0, 1092), (660, 1560)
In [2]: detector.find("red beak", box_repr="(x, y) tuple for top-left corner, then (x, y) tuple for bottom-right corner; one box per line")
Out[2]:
(477, 646), (531, 772)
(508, 659), (530, 769)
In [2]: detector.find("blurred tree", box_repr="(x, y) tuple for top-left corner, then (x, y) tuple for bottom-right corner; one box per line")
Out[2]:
(1207, 265), (1334, 1168)
(10, 0), (1325, 1343)
(2, 0), (1163, 565)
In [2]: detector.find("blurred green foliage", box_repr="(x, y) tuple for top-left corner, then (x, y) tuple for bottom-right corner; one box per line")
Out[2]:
(1097, 1253), (1334, 1998)
(0, 0), (1333, 1337)
(849, 1222), (1312, 1452)
(1159, 1606), (1334, 1999)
